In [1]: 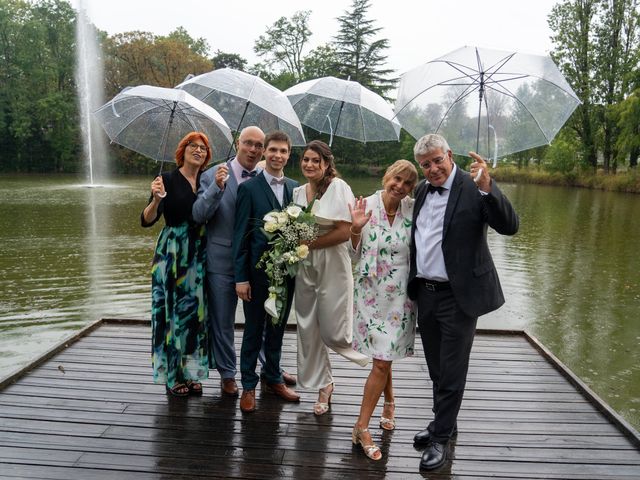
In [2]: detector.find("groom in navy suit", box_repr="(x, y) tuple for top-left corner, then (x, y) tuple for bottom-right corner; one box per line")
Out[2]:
(408, 134), (519, 470)
(233, 130), (300, 413)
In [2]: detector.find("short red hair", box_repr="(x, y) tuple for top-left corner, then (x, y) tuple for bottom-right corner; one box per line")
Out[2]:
(175, 131), (211, 171)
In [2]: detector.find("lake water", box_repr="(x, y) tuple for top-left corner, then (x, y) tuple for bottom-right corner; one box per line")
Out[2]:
(0, 173), (638, 430)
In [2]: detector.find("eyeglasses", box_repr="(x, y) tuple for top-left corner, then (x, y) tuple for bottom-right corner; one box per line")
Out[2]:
(241, 140), (265, 150)
(419, 155), (448, 170)
(187, 142), (208, 152)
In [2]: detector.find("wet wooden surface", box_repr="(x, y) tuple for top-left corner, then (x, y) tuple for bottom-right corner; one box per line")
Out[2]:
(0, 322), (639, 479)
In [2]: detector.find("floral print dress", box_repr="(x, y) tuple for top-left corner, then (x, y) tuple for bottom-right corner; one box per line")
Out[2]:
(351, 190), (416, 361)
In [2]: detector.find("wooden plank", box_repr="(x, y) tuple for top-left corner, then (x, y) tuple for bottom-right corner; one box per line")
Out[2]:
(0, 323), (638, 480)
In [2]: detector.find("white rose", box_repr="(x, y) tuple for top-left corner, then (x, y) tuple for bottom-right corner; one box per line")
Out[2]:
(263, 212), (278, 223)
(275, 212), (289, 225)
(296, 244), (309, 259)
(264, 221), (278, 233)
(286, 205), (303, 219)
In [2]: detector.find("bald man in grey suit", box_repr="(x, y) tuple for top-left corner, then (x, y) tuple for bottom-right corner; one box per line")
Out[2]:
(192, 126), (266, 396)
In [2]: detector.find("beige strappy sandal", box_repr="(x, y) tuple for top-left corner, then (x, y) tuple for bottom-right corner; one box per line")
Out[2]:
(379, 401), (396, 431)
(352, 426), (382, 461)
(313, 383), (334, 415)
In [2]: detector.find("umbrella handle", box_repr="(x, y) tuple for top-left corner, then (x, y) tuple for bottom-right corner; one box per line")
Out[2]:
(326, 114), (334, 147)
(473, 168), (483, 183)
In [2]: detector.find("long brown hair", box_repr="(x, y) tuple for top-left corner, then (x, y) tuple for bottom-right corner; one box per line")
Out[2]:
(302, 140), (339, 199)
(175, 132), (211, 171)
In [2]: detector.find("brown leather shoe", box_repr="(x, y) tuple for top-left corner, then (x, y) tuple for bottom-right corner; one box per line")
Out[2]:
(240, 389), (256, 413)
(282, 371), (297, 386)
(221, 378), (239, 396)
(266, 382), (300, 402)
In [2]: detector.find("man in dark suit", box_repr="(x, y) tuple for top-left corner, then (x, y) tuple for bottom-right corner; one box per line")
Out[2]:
(233, 130), (300, 413)
(408, 134), (519, 470)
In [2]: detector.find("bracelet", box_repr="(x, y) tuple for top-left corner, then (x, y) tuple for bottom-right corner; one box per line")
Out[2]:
(350, 226), (362, 236)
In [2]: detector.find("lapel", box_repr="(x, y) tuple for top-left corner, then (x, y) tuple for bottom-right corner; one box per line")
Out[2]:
(413, 180), (428, 225)
(255, 172), (280, 210)
(443, 168), (464, 239)
(225, 160), (239, 200)
(283, 178), (294, 206)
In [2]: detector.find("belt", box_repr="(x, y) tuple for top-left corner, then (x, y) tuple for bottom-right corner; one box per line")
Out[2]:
(419, 278), (451, 292)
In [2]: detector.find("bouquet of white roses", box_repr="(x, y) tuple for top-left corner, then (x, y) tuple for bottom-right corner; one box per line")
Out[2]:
(257, 202), (318, 325)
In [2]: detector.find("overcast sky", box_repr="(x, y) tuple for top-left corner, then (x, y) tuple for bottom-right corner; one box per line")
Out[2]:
(70, 0), (559, 75)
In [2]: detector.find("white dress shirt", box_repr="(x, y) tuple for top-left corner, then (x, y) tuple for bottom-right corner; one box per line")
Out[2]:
(262, 170), (285, 206)
(415, 164), (457, 281)
(230, 158), (260, 184)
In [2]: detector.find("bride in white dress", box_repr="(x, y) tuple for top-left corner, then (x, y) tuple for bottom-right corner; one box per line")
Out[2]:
(293, 140), (369, 415)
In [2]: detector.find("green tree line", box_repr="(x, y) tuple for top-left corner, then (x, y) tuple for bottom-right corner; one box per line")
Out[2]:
(0, 0), (638, 181)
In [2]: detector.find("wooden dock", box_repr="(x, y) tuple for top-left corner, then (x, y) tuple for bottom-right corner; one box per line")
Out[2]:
(0, 319), (639, 479)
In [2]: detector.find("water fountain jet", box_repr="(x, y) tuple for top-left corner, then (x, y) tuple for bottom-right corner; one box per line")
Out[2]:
(75, 0), (109, 187)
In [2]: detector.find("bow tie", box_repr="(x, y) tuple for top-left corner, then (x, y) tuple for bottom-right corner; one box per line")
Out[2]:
(427, 184), (445, 195)
(270, 177), (286, 186)
(241, 170), (257, 178)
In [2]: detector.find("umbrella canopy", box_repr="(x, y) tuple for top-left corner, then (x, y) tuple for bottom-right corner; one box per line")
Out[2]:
(285, 76), (401, 146)
(175, 68), (305, 146)
(94, 85), (233, 163)
(394, 46), (581, 163)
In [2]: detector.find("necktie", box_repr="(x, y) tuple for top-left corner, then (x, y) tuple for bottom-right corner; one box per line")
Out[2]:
(241, 170), (257, 178)
(427, 184), (445, 195)
(270, 177), (285, 185)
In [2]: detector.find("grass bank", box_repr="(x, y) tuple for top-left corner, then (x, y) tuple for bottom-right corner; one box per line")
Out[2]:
(490, 166), (640, 194)
(337, 163), (640, 194)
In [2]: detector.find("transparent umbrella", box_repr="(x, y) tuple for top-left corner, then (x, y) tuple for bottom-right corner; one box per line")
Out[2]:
(94, 85), (233, 167)
(394, 46), (581, 165)
(285, 76), (401, 146)
(175, 68), (306, 150)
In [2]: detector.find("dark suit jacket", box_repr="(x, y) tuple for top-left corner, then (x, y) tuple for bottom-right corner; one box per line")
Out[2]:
(233, 172), (298, 286)
(408, 168), (519, 318)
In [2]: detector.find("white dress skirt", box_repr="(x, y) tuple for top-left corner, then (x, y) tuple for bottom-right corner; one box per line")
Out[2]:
(293, 178), (369, 390)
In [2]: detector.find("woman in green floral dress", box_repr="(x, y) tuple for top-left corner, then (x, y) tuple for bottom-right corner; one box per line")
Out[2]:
(141, 132), (212, 396)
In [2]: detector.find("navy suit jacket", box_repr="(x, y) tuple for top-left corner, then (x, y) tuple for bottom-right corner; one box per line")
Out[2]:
(408, 168), (519, 318)
(232, 172), (298, 285)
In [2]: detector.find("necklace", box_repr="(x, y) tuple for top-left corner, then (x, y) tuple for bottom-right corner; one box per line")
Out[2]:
(381, 192), (398, 217)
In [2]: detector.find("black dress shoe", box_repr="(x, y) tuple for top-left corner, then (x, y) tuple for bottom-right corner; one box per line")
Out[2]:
(419, 442), (447, 471)
(413, 425), (458, 446)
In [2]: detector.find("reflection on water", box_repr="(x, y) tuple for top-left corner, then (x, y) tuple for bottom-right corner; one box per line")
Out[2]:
(0, 175), (157, 376)
(0, 174), (638, 431)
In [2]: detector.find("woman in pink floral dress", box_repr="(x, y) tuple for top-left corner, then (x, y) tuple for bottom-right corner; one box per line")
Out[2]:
(348, 160), (418, 461)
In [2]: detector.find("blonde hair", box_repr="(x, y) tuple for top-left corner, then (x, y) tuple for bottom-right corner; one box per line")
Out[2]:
(382, 159), (419, 189)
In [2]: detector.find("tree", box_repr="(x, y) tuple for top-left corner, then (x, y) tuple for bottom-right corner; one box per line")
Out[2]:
(548, 0), (599, 170)
(0, 0), (78, 172)
(593, 0), (639, 172)
(332, 0), (396, 97)
(212, 50), (247, 71)
(302, 44), (339, 80)
(103, 28), (212, 97)
(254, 10), (311, 81)
(613, 89), (640, 167)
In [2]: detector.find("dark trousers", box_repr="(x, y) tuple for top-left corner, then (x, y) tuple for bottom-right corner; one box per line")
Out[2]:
(240, 277), (293, 390)
(416, 283), (477, 443)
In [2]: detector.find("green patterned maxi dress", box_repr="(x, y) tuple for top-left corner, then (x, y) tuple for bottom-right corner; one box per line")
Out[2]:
(142, 169), (211, 388)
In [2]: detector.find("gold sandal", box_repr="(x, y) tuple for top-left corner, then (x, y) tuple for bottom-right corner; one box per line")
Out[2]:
(379, 401), (396, 431)
(352, 426), (382, 461)
(313, 383), (333, 416)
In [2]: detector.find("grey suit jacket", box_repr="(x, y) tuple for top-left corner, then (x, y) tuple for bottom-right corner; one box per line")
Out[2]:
(408, 168), (519, 318)
(192, 159), (247, 275)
